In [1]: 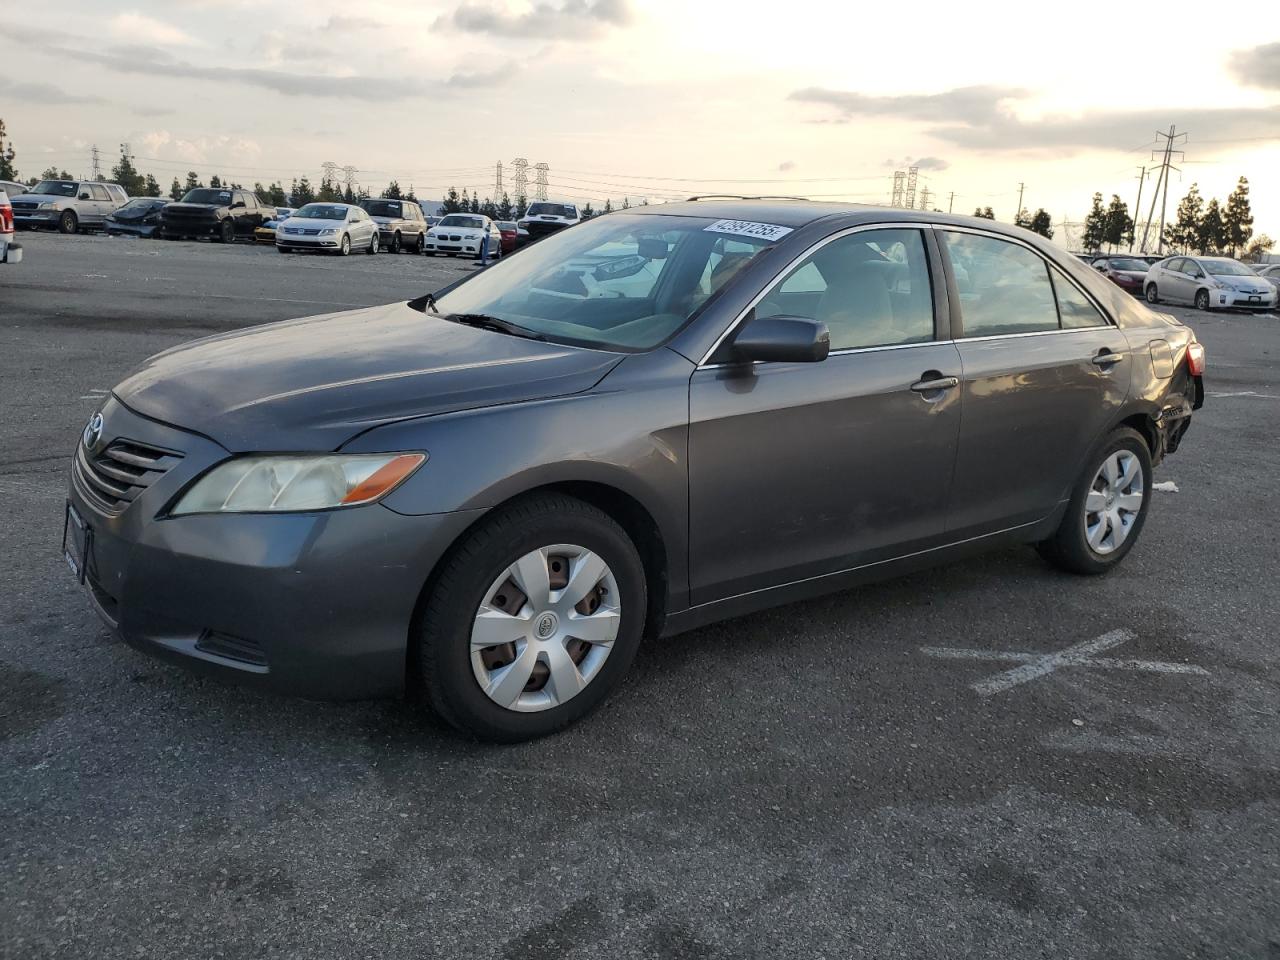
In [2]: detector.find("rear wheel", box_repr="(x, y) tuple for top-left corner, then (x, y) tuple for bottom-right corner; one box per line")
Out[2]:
(1145, 284), (1159, 304)
(58, 210), (78, 234)
(216, 220), (234, 244)
(415, 232), (426, 253)
(1037, 427), (1151, 575)
(1194, 289), (1210, 311)
(389, 232), (401, 253)
(417, 494), (647, 742)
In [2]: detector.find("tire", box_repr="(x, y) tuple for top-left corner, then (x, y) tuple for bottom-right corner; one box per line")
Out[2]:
(338, 234), (351, 256)
(1037, 427), (1152, 576)
(215, 220), (234, 244)
(367, 232), (379, 255)
(417, 493), (647, 742)
(1194, 289), (1210, 311)
(389, 232), (401, 254)
(58, 210), (78, 235)
(415, 233), (425, 254)
(1145, 284), (1159, 304)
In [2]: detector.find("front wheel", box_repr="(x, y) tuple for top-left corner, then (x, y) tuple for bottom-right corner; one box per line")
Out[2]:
(217, 220), (234, 244)
(1037, 427), (1152, 575)
(58, 210), (78, 234)
(366, 232), (379, 255)
(1194, 289), (1210, 311)
(1145, 284), (1159, 304)
(417, 494), (647, 742)
(338, 234), (351, 256)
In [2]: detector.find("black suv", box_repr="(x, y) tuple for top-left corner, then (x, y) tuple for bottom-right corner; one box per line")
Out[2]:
(161, 188), (266, 243)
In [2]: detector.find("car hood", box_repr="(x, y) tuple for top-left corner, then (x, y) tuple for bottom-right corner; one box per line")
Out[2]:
(433, 225), (484, 236)
(1214, 275), (1270, 291)
(112, 301), (623, 452)
(164, 202), (223, 215)
(280, 217), (345, 230)
(110, 206), (164, 222)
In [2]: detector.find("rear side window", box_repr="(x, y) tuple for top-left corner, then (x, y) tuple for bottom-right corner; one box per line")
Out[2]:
(90, 185), (110, 202)
(758, 228), (934, 351)
(1051, 268), (1109, 329)
(943, 232), (1058, 337)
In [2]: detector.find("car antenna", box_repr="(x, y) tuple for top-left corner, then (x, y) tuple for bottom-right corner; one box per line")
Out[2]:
(408, 292), (440, 314)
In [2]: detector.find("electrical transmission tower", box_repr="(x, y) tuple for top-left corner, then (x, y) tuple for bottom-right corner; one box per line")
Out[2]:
(1138, 125), (1185, 253)
(90, 145), (102, 180)
(904, 166), (918, 211)
(918, 186), (932, 212)
(494, 161), (504, 200)
(533, 163), (549, 201)
(341, 165), (357, 193)
(891, 171), (905, 207)
(321, 161), (338, 188)
(510, 158), (529, 200)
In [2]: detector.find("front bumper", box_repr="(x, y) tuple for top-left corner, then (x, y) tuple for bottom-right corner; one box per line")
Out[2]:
(1211, 288), (1277, 310)
(424, 240), (478, 254)
(66, 397), (483, 700)
(254, 227), (276, 242)
(162, 219), (220, 237)
(275, 236), (341, 250)
(14, 210), (60, 227)
(105, 222), (161, 238)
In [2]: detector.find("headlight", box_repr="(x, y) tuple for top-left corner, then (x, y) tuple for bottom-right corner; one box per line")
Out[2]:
(427, 231), (439, 238)
(318, 227), (337, 236)
(171, 453), (425, 515)
(37, 201), (56, 209)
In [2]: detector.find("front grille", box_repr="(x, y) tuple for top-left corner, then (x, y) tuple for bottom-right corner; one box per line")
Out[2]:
(11, 201), (39, 212)
(196, 631), (268, 667)
(75, 438), (183, 514)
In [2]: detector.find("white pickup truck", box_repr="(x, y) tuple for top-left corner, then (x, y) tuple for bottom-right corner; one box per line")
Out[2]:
(1, 189), (23, 265)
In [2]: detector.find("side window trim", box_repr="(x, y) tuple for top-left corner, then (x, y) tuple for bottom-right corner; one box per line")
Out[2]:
(698, 222), (942, 366)
(933, 224), (1116, 337)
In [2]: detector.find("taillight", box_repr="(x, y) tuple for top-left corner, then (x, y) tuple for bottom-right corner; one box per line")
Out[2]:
(1186, 341), (1205, 376)
(0, 205), (12, 231)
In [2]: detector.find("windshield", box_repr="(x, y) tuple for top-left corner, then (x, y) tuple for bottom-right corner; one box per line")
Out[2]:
(119, 198), (163, 212)
(31, 180), (79, 197)
(1201, 258), (1255, 277)
(431, 213), (781, 352)
(1108, 258), (1148, 271)
(439, 215), (484, 229)
(361, 200), (403, 217)
(294, 204), (349, 220)
(182, 189), (233, 205)
(497, 221), (517, 230)
(526, 203), (575, 218)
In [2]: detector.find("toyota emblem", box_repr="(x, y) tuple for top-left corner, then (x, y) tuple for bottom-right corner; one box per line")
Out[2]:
(83, 412), (104, 450)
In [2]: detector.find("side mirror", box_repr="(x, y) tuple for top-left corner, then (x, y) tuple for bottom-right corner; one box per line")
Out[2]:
(728, 313), (830, 364)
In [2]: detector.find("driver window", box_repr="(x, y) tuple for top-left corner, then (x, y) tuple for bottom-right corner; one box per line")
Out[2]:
(757, 228), (935, 350)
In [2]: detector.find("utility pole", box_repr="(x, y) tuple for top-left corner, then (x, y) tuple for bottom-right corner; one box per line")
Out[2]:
(320, 160), (338, 190)
(1130, 166), (1147, 252)
(1015, 182), (1025, 222)
(947, 191), (955, 214)
(90, 145), (102, 180)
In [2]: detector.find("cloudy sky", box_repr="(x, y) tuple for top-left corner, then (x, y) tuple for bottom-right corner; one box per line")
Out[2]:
(2, 0), (1278, 240)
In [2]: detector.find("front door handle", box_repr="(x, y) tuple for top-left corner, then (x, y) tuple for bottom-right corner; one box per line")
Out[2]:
(1091, 351), (1125, 367)
(910, 374), (959, 393)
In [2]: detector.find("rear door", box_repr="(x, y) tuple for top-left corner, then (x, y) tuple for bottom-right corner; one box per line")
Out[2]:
(940, 229), (1131, 538)
(85, 184), (111, 224)
(688, 225), (962, 604)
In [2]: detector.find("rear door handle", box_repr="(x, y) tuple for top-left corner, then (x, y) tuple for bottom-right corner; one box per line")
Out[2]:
(910, 375), (959, 393)
(1091, 352), (1125, 367)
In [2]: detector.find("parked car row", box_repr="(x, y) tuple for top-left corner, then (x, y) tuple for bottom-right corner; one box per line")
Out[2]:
(9, 179), (129, 233)
(1083, 251), (1278, 312)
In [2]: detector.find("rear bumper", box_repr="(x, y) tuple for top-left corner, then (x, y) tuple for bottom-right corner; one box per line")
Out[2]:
(66, 397), (484, 700)
(0, 237), (20, 264)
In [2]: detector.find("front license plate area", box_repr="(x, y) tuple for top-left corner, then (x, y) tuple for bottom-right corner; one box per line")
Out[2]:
(62, 502), (92, 584)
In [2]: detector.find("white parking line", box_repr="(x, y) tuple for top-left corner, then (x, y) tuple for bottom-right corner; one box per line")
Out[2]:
(1207, 390), (1280, 400)
(920, 628), (1208, 695)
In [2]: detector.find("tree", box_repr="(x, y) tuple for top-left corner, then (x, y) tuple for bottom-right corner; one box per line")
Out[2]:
(496, 191), (513, 220)
(208, 174), (222, 189)
(1244, 234), (1275, 262)
(442, 187), (462, 213)
(110, 147), (147, 196)
(255, 181), (287, 206)
(169, 177), (183, 200)
(404, 184), (418, 203)
(1027, 209), (1053, 239)
(1103, 195), (1133, 251)
(142, 174), (162, 198)
(317, 177), (341, 202)
(1224, 176), (1253, 257)
(972, 206), (995, 219)
(602, 198), (612, 215)
(481, 197), (498, 219)
(384, 180), (403, 199)
(0, 119), (18, 181)
(184, 171), (202, 193)
(516, 194), (528, 218)
(291, 177), (315, 206)
(1014, 208), (1032, 228)
(1164, 183), (1203, 254)
(1196, 199), (1226, 254)
(342, 183), (355, 203)
(1082, 192), (1107, 252)
(468, 192), (482, 214)
(580, 202), (595, 219)
(621, 197), (631, 210)
(40, 166), (75, 182)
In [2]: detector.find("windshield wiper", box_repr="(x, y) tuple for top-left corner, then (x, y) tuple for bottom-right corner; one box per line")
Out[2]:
(446, 313), (547, 341)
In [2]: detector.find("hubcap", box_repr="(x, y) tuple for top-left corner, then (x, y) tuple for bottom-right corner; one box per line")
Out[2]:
(470, 544), (620, 713)
(1084, 450), (1144, 555)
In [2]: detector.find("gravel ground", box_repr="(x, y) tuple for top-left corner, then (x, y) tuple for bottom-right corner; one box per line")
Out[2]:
(1, 232), (1278, 959)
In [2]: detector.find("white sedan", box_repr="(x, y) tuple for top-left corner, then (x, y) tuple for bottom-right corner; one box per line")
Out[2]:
(424, 214), (503, 260)
(275, 202), (380, 256)
(1144, 255), (1277, 311)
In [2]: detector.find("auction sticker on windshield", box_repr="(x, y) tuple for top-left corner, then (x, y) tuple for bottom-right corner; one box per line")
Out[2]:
(704, 219), (793, 242)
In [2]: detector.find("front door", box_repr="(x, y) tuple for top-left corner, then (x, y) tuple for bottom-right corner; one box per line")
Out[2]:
(688, 226), (962, 605)
(939, 229), (1132, 538)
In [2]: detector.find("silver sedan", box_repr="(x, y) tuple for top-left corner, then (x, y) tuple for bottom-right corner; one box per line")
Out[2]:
(274, 203), (380, 256)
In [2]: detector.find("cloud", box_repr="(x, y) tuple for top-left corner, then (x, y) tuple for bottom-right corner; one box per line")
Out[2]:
(446, 67), (513, 88)
(439, 0), (632, 39)
(1230, 42), (1280, 89)
(137, 130), (263, 166)
(0, 77), (106, 105)
(777, 160), (796, 172)
(109, 12), (198, 47)
(321, 15), (385, 32)
(790, 83), (1280, 152)
(914, 156), (949, 171)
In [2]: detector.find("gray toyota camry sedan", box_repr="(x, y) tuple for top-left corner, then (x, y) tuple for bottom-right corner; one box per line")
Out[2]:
(65, 201), (1205, 741)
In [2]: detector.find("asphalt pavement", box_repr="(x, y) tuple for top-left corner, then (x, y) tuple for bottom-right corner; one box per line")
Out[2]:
(1, 232), (1278, 959)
